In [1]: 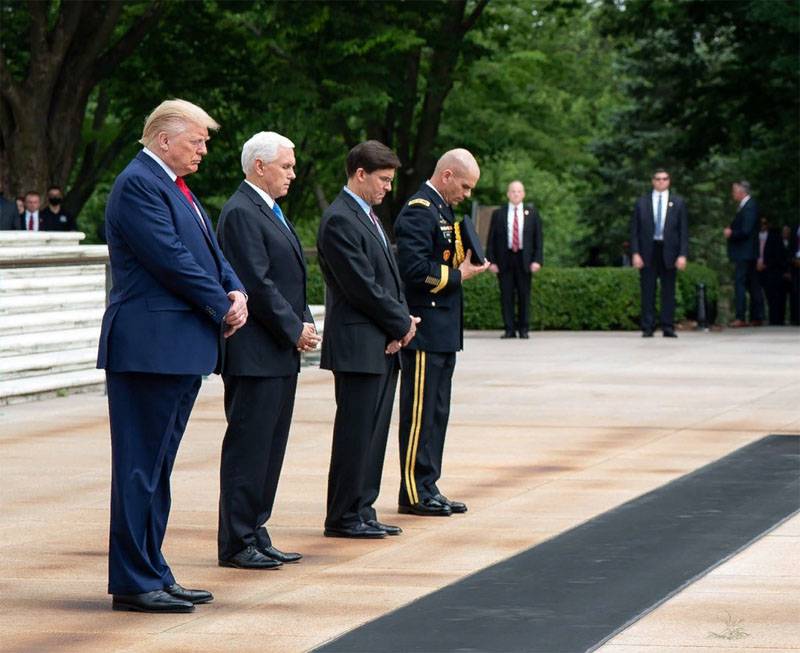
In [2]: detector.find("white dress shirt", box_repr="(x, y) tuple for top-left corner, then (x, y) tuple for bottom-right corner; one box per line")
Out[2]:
(244, 179), (276, 210)
(24, 211), (40, 231)
(652, 190), (668, 241)
(506, 203), (524, 250)
(142, 147), (203, 219)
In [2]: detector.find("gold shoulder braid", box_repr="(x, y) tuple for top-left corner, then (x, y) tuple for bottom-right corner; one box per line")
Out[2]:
(452, 222), (465, 268)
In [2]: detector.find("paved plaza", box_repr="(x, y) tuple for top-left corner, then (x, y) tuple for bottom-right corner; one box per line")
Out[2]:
(1, 327), (798, 653)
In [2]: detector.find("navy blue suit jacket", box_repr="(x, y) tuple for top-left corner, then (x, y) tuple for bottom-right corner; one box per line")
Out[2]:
(97, 151), (243, 375)
(727, 197), (759, 262)
(630, 192), (689, 268)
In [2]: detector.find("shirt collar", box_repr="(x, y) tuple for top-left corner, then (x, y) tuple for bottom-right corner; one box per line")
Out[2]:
(244, 179), (275, 209)
(739, 194), (751, 209)
(425, 180), (445, 203)
(143, 147), (177, 182)
(343, 185), (372, 216)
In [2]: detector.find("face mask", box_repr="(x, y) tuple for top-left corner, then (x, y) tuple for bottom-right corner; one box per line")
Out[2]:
(49, 196), (63, 206)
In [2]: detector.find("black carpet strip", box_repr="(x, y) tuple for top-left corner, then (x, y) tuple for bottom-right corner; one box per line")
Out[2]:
(316, 434), (800, 653)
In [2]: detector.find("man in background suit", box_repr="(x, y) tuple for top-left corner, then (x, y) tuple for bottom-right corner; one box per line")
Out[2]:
(216, 132), (319, 569)
(487, 180), (543, 338)
(630, 169), (688, 337)
(97, 99), (247, 613)
(725, 180), (763, 327)
(19, 191), (42, 231)
(0, 189), (18, 230)
(317, 140), (418, 539)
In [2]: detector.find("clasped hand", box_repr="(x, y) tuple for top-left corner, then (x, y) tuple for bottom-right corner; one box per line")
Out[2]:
(385, 315), (421, 354)
(296, 322), (321, 352)
(223, 291), (248, 338)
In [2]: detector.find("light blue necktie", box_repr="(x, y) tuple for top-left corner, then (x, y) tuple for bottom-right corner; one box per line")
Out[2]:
(654, 193), (664, 240)
(272, 201), (290, 230)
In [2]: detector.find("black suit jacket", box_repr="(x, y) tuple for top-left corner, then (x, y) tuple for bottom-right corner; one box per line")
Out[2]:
(217, 181), (312, 377)
(727, 197), (759, 262)
(0, 196), (18, 230)
(317, 190), (410, 374)
(630, 192), (689, 268)
(486, 203), (543, 271)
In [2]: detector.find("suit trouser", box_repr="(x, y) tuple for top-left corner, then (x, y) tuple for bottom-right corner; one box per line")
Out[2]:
(398, 349), (456, 506)
(106, 371), (201, 595)
(639, 242), (676, 332)
(790, 265), (800, 325)
(759, 269), (786, 325)
(498, 251), (531, 333)
(325, 356), (398, 528)
(734, 260), (764, 321)
(218, 374), (297, 560)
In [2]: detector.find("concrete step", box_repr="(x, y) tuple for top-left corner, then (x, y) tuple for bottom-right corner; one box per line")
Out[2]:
(0, 271), (105, 294)
(0, 264), (106, 280)
(0, 368), (105, 405)
(0, 231), (86, 248)
(0, 244), (108, 266)
(0, 326), (100, 357)
(0, 347), (98, 379)
(0, 290), (105, 315)
(0, 308), (105, 336)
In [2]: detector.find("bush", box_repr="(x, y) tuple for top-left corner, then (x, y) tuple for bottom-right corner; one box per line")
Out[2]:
(307, 260), (718, 330)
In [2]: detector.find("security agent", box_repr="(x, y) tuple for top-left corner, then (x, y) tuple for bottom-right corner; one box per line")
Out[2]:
(394, 149), (490, 517)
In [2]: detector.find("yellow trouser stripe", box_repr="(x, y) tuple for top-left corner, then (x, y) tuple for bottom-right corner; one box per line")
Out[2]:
(405, 350), (425, 504)
(431, 265), (449, 294)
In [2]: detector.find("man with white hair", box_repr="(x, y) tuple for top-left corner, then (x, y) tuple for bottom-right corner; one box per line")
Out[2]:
(98, 99), (248, 612)
(394, 149), (490, 517)
(216, 132), (318, 568)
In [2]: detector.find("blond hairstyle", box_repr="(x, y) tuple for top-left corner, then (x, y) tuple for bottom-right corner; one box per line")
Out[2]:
(139, 99), (220, 147)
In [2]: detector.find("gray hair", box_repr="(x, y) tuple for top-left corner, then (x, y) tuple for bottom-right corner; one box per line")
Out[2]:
(241, 131), (295, 175)
(734, 180), (751, 194)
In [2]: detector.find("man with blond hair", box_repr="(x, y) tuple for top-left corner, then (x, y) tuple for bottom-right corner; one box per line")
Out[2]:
(216, 132), (318, 567)
(98, 99), (248, 613)
(394, 149), (489, 517)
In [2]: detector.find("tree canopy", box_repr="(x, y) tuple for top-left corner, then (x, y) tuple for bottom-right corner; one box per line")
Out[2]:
(1, 0), (797, 275)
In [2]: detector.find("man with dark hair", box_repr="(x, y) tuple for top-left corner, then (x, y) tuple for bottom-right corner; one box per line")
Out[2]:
(725, 181), (763, 327)
(40, 186), (76, 231)
(630, 169), (688, 337)
(20, 191), (42, 231)
(317, 140), (419, 539)
(394, 149), (489, 517)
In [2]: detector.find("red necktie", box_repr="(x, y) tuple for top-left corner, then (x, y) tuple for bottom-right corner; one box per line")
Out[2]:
(369, 209), (388, 248)
(511, 206), (520, 252)
(175, 177), (208, 234)
(27, 213), (34, 231)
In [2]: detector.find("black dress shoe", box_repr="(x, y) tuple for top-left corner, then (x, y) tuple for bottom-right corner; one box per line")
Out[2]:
(518, 331), (529, 339)
(663, 330), (678, 338)
(642, 330), (654, 337)
(434, 493), (468, 513)
(324, 522), (386, 538)
(398, 497), (452, 516)
(219, 545), (283, 569)
(259, 545), (303, 563)
(366, 519), (403, 535)
(112, 590), (194, 613)
(165, 583), (213, 604)
(500, 332), (516, 339)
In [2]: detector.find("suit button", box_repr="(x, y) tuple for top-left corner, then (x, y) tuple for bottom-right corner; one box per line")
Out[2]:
(431, 301), (436, 307)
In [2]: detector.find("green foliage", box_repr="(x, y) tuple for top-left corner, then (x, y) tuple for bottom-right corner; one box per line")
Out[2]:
(461, 262), (718, 330)
(306, 259), (325, 306)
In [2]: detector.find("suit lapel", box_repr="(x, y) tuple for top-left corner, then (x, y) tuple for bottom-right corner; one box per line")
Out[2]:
(662, 192), (672, 232)
(341, 191), (401, 287)
(239, 182), (305, 267)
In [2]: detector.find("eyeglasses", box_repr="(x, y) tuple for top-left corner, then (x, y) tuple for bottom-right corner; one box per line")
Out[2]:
(653, 176), (669, 181)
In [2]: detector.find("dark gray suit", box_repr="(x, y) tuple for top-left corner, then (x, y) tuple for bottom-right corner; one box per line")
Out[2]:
(216, 181), (312, 560)
(0, 196), (19, 230)
(727, 197), (763, 322)
(630, 191), (689, 332)
(317, 189), (410, 529)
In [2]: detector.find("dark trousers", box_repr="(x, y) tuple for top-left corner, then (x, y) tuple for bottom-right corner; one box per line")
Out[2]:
(759, 269), (787, 325)
(639, 242), (676, 332)
(218, 374), (297, 560)
(791, 264), (800, 325)
(106, 371), (201, 595)
(398, 349), (456, 506)
(325, 356), (398, 528)
(734, 260), (764, 321)
(498, 251), (531, 334)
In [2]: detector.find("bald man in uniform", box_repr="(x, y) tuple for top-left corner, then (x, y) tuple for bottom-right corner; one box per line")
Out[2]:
(394, 149), (489, 517)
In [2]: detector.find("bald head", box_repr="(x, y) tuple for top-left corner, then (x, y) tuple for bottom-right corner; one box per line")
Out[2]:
(430, 148), (480, 206)
(507, 180), (525, 205)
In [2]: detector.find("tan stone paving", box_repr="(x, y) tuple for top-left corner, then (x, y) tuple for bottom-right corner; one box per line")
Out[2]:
(1, 328), (798, 652)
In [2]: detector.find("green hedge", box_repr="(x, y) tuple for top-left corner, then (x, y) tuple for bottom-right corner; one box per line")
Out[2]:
(305, 261), (718, 331)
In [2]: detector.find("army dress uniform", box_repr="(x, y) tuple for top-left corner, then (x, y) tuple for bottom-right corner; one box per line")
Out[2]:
(394, 182), (468, 516)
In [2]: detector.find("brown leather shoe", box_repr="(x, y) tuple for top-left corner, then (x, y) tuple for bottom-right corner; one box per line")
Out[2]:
(750, 320), (764, 327)
(729, 320), (749, 328)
